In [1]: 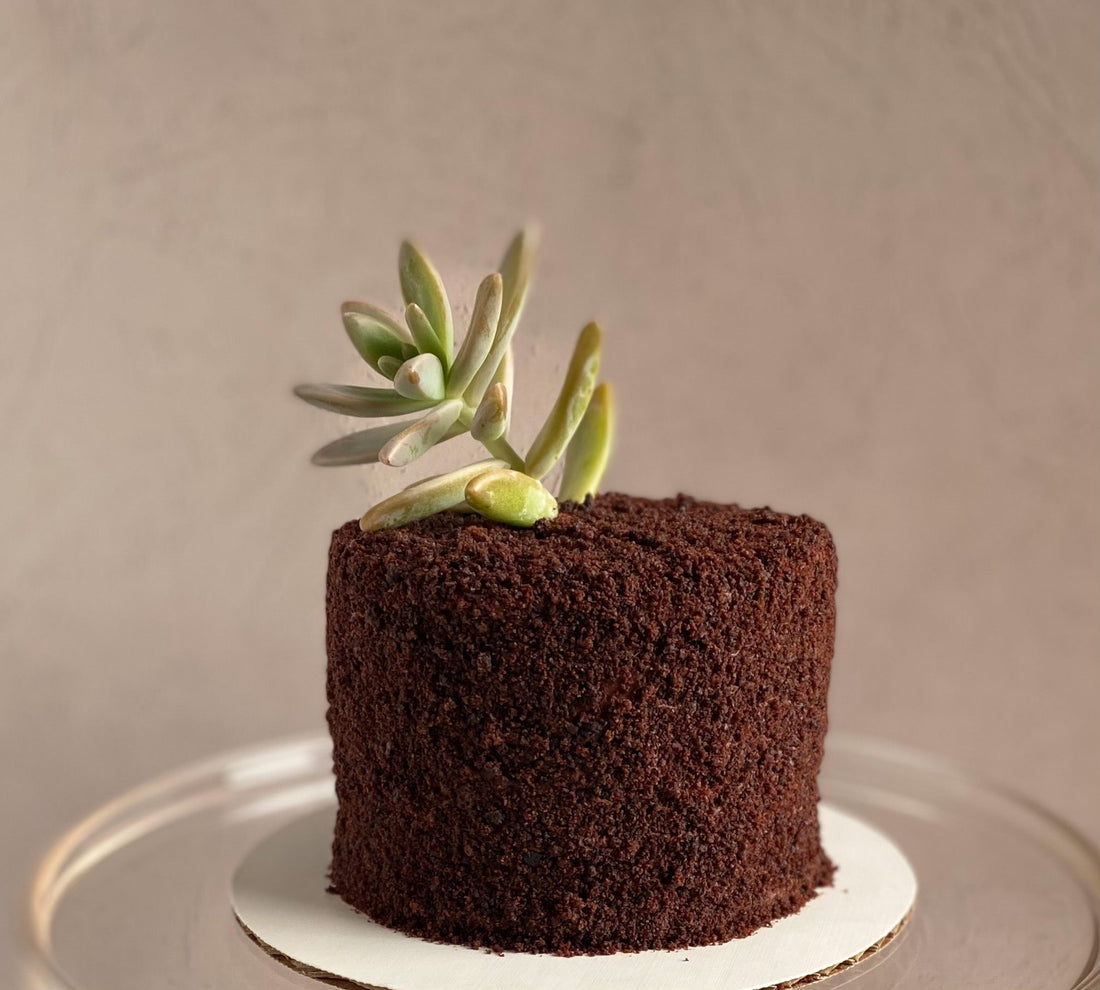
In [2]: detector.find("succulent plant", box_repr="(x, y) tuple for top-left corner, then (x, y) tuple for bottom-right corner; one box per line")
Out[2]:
(295, 228), (614, 531)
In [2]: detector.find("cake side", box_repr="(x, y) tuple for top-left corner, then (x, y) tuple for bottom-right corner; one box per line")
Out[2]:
(326, 492), (836, 954)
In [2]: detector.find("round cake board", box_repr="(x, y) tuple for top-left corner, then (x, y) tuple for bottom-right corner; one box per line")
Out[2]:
(232, 804), (916, 990)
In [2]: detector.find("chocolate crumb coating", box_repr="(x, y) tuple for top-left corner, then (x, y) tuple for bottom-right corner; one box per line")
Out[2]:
(325, 493), (836, 955)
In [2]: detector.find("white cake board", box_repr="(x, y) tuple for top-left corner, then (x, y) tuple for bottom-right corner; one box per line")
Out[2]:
(232, 804), (916, 990)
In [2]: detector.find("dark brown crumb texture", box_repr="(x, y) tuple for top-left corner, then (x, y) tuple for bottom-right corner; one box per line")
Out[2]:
(325, 492), (837, 955)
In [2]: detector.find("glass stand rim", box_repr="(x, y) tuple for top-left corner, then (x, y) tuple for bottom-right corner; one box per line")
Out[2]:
(23, 730), (1100, 990)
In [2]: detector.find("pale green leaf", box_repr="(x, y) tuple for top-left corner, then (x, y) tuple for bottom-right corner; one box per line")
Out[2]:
(379, 399), (463, 467)
(376, 355), (403, 379)
(491, 344), (514, 396)
(447, 273), (502, 398)
(524, 322), (602, 479)
(463, 331), (512, 409)
(310, 420), (420, 466)
(463, 227), (538, 406)
(464, 468), (559, 527)
(393, 353), (446, 401)
(558, 382), (614, 502)
(360, 459), (508, 531)
(498, 225), (538, 343)
(342, 300), (409, 336)
(398, 241), (453, 366)
(341, 302), (411, 374)
(405, 302), (447, 367)
(470, 383), (508, 443)
(293, 384), (436, 418)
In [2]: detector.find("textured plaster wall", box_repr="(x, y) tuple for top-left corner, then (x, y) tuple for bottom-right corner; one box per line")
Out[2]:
(1, 1), (1097, 980)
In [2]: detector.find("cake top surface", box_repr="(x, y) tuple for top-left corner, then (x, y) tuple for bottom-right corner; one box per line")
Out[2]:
(333, 492), (834, 570)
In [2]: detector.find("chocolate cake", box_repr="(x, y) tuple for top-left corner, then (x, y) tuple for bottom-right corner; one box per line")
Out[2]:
(325, 492), (837, 955)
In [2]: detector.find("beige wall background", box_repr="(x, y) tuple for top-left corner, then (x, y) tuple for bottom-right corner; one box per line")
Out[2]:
(2, 0), (1097, 978)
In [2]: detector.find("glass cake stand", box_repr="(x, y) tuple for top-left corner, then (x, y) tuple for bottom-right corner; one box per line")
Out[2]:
(21, 732), (1100, 990)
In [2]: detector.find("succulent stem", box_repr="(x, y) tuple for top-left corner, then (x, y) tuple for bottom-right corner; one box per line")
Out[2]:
(479, 434), (525, 472)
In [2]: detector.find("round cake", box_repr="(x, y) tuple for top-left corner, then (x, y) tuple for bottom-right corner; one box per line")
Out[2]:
(325, 492), (837, 955)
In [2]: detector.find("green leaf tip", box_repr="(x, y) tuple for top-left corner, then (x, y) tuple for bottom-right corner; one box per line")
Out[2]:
(297, 227), (615, 530)
(464, 468), (559, 527)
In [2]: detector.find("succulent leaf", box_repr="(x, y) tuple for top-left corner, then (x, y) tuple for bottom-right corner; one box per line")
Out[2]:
(310, 420), (421, 466)
(393, 353), (446, 401)
(470, 382), (508, 443)
(447, 273), (502, 398)
(293, 383), (436, 418)
(558, 382), (614, 502)
(463, 227), (537, 407)
(524, 322), (602, 479)
(498, 225), (538, 343)
(398, 241), (453, 366)
(491, 345), (514, 397)
(464, 468), (559, 527)
(299, 229), (616, 531)
(376, 355), (403, 379)
(341, 303), (411, 374)
(464, 329), (514, 408)
(360, 459), (508, 531)
(378, 398), (463, 467)
(405, 302), (447, 367)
